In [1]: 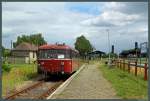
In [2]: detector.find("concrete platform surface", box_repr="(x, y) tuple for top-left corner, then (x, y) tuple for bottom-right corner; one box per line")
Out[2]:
(49, 62), (120, 99)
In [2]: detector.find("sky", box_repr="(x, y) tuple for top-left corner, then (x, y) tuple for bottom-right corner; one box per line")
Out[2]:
(2, 2), (148, 54)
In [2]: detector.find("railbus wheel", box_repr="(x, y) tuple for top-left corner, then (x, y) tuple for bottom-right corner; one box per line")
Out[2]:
(37, 66), (42, 74)
(44, 71), (48, 81)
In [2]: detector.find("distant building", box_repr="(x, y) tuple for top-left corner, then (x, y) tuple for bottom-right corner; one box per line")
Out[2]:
(11, 42), (38, 63)
(87, 50), (106, 60)
(119, 48), (140, 58)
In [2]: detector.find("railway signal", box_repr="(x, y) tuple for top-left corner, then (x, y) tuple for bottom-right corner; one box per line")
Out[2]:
(111, 45), (114, 54)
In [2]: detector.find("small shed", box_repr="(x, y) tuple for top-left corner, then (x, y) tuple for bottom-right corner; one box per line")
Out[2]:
(11, 42), (38, 63)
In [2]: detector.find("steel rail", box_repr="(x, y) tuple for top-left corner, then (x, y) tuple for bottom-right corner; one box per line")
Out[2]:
(5, 80), (44, 100)
(38, 81), (62, 99)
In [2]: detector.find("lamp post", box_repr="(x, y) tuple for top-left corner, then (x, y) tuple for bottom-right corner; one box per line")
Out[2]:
(106, 29), (111, 65)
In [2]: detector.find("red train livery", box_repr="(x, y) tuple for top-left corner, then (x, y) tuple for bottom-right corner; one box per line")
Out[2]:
(37, 43), (79, 75)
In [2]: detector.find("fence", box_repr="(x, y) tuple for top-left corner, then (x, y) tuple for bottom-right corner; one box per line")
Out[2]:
(4, 57), (36, 64)
(114, 59), (148, 81)
(6, 57), (26, 64)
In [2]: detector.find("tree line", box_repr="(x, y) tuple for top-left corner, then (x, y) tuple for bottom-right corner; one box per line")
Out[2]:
(13, 33), (47, 48)
(2, 33), (94, 57)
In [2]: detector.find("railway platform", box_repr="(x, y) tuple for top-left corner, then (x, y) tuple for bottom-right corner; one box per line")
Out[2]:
(48, 62), (120, 99)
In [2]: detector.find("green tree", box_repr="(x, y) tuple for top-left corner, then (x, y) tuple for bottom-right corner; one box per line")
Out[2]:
(2, 46), (4, 56)
(2, 46), (11, 57)
(75, 35), (93, 56)
(107, 53), (118, 58)
(13, 33), (47, 47)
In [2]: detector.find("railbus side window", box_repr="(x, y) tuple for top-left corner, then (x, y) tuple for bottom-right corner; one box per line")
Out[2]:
(39, 50), (43, 59)
(70, 50), (72, 59)
(65, 50), (70, 59)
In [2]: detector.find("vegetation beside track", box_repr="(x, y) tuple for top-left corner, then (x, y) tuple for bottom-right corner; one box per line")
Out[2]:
(2, 63), (37, 97)
(99, 61), (148, 99)
(2, 59), (85, 97)
(2, 63), (11, 72)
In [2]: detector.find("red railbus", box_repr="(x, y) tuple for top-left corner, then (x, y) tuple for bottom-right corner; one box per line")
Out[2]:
(37, 43), (79, 76)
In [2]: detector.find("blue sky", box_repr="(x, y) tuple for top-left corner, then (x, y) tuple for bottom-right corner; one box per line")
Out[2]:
(66, 3), (101, 15)
(2, 2), (148, 53)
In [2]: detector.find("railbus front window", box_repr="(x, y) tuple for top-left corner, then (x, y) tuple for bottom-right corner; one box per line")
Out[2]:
(38, 49), (71, 59)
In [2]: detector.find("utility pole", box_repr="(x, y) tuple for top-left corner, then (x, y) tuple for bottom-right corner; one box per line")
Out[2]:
(11, 40), (13, 50)
(106, 29), (111, 65)
(135, 42), (138, 62)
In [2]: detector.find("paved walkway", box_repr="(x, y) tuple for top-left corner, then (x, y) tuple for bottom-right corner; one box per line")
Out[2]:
(51, 62), (120, 99)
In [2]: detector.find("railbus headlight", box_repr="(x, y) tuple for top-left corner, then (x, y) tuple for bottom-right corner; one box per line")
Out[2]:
(61, 62), (64, 65)
(41, 62), (44, 65)
(61, 71), (64, 74)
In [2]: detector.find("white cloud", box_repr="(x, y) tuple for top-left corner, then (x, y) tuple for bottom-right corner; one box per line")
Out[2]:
(81, 10), (140, 27)
(2, 2), (148, 53)
(103, 2), (125, 10)
(2, 27), (12, 33)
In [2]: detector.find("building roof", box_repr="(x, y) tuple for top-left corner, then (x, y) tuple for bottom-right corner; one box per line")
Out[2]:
(88, 50), (106, 55)
(39, 43), (79, 53)
(12, 42), (38, 51)
(119, 48), (140, 56)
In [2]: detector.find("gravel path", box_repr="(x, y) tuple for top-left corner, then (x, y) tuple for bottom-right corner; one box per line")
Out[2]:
(51, 62), (120, 99)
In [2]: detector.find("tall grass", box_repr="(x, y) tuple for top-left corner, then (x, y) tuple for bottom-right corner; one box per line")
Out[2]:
(2, 63), (37, 97)
(99, 62), (148, 99)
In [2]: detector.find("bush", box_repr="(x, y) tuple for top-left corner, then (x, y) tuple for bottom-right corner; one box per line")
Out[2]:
(2, 64), (11, 72)
(105, 61), (108, 64)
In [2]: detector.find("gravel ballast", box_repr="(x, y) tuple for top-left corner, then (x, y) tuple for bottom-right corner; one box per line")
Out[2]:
(51, 62), (120, 99)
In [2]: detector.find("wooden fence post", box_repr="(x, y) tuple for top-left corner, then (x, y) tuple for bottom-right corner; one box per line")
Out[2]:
(144, 63), (148, 80)
(135, 61), (137, 76)
(116, 60), (118, 67)
(120, 60), (121, 69)
(123, 59), (125, 71)
(118, 60), (119, 68)
(121, 60), (123, 70)
(119, 60), (120, 69)
(117, 60), (119, 68)
(128, 61), (130, 73)
(119, 60), (120, 68)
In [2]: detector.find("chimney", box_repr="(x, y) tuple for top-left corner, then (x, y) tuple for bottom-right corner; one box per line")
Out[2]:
(111, 45), (114, 54)
(135, 42), (138, 49)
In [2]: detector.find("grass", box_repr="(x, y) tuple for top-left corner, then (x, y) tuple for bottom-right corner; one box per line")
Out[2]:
(99, 62), (148, 99)
(2, 59), (85, 97)
(2, 63), (38, 97)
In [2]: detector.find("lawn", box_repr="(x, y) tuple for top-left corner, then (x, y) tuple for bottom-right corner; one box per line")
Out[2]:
(99, 62), (148, 99)
(2, 63), (38, 97)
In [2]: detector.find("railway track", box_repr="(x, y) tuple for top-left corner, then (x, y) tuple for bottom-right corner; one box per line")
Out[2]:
(4, 79), (63, 100)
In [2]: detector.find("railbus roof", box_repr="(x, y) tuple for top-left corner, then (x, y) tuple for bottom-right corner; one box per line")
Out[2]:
(38, 44), (78, 53)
